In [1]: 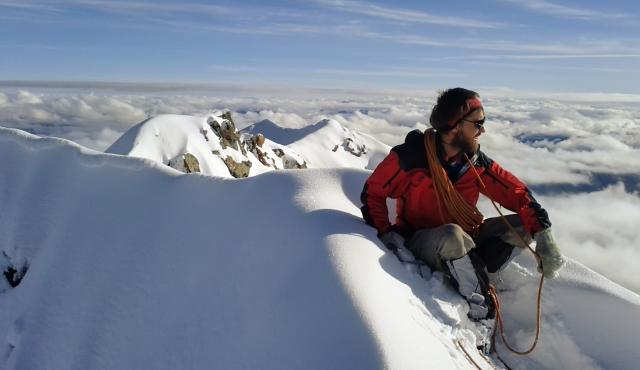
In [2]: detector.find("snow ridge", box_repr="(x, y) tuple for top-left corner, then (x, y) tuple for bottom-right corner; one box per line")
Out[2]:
(0, 127), (639, 370)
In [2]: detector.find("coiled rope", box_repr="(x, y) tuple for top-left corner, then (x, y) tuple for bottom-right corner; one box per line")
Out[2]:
(423, 128), (545, 358)
(424, 129), (483, 235)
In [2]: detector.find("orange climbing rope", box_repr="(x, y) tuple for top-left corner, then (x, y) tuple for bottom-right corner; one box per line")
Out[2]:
(424, 129), (484, 235)
(423, 129), (545, 357)
(464, 154), (545, 356)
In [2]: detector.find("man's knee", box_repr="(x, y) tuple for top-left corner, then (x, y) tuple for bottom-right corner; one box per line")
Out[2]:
(437, 224), (475, 261)
(407, 224), (473, 269)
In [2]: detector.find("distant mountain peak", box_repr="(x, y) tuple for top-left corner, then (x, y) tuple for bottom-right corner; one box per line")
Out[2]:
(107, 112), (307, 178)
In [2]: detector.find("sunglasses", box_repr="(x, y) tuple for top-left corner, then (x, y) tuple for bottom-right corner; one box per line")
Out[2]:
(460, 118), (485, 130)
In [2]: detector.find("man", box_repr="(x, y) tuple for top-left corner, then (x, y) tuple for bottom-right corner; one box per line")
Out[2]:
(360, 88), (564, 321)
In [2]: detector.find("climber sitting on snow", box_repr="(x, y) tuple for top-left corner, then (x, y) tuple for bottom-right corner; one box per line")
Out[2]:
(360, 87), (565, 321)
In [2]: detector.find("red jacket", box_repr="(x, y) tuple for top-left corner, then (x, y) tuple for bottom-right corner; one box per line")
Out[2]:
(361, 130), (550, 237)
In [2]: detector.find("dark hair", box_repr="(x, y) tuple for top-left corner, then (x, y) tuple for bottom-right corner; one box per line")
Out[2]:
(429, 88), (480, 132)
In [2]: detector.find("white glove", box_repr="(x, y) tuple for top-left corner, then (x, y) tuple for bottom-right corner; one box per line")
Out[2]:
(534, 228), (565, 279)
(380, 231), (416, 263)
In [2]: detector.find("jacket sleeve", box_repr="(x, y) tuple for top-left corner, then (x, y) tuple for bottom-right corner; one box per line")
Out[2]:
(479, 160), (551, 235)
(361, 151), (408, 236)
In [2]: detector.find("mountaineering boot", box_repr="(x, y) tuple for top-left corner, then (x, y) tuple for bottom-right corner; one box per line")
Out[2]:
(473, 318), (496, 355)
(443, 252), (494, 320)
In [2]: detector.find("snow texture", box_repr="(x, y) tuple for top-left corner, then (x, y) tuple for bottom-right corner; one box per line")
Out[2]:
(105, 113), (390, 179)
(0, 127), (639, 370)
(242, 118), (391, 170)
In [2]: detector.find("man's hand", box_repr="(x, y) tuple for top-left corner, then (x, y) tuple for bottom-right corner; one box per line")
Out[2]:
(380, 231), (416, 263)
(534, 228), (565, 279)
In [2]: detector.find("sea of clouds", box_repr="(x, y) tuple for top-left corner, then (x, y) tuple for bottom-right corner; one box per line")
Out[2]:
(1, 83), (639, 294)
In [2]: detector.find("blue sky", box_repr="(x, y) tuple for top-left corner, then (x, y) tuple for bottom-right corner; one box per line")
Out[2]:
(1, 0), (639, 93)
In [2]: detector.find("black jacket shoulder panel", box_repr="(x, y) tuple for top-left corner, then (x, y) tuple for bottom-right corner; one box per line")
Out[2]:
(475, 149), (494, 169)
(391, 129), (429, 171)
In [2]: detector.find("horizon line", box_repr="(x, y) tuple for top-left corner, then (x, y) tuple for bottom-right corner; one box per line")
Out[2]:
(1, 79), (640, 100)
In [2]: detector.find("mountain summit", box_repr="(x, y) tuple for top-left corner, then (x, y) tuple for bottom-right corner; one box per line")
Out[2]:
(0, 126), (638, 370)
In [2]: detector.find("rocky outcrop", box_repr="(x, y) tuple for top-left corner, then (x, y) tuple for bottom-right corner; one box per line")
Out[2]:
(108, 111), (310, 178)
(168, 153), (201, 174)
(210, 112), (246, 155)
(210, 112), (307, 176)
(183, 153), (201, 173)
(222, 156), (252, 178)
(270, 147), (307, 169)
(246, 133), (273, 167)
(342, 138), (368, 157)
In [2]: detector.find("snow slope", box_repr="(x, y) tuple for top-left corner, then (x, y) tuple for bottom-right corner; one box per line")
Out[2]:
(105, 113), (250, 177)
(242, 118), (391, 170)
(104, 113), (387, 180)
(1, 127), (639, 370)
(105, 113), (306, 178)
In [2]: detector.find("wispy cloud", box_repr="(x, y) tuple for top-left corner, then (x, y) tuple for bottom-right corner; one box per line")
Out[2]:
(469, 53), (640, 60)
(500, 0), (630, 20)
(0, 0), (62, 12)
(98, 10), (640, 59)
(0, 43), (99, 51)
(140, 16), (377, 39)
(465, 60), (637, 74)
(361, 31), (640, 55)
(4, 4), (636, 61)
(314, 67), (465, 78)
(418, 53), (640, 64)
(117, 12), (640, 58)
(69, 0), (236, 17)
(1, 0), (307, 22)
(310, 0), (506, 28)
(70, 0), (307, 20)
(0, 42), (190, 56)
(210, 65), (257, 73)
(144, 18), (284, 36)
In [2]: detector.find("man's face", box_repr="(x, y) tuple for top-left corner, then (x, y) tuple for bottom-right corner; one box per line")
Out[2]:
(451, 109), (485, 153)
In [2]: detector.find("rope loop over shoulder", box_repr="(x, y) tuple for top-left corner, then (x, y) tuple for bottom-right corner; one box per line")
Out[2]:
(423, 129), (483, 235)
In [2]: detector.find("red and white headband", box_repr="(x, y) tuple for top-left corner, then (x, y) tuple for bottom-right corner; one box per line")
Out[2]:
(446, 98), (484, 128)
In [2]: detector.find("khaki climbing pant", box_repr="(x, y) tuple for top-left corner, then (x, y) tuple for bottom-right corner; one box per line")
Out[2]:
(405, 215), (531, 273)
